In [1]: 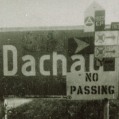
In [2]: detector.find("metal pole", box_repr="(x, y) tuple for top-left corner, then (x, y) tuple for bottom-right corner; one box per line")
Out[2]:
(103, 99), (109, 119)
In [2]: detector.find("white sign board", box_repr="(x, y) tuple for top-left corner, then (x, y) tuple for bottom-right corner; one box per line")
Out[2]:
(67, 55), (118, 100)
(95, 46), (119, 58)
(84, 2), (104, 32)
(95, 31), (119, 45)
(84, 16), (95, 32)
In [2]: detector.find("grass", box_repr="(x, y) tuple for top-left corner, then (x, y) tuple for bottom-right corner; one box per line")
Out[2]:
(0, 101), (4, 119)
(7, 98), (119, 119)
(7, 98), (104, 119)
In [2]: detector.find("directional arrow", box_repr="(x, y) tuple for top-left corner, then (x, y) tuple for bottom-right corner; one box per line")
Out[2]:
(74, 38), (89, 53)
(105, 35), (115, 40)
(106, 50), (116, 53)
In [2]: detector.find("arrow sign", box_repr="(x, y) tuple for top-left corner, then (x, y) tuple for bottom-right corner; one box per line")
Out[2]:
(95, 31), (119, 45)
(95, 46), (119, 58)
(74, 38), (89, 53)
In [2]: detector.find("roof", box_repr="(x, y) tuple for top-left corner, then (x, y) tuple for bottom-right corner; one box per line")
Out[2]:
(0, 24), (111, 32)
(0, 25), (84, 32)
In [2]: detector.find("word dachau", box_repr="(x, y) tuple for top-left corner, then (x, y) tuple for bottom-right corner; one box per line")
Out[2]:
(3, 45), (107, 76)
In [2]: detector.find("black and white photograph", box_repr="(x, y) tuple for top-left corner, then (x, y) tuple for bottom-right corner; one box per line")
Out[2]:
(0, 0), (119, 119)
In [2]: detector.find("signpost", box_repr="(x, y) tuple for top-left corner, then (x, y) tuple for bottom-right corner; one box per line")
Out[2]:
(103, 99), (110, 119)
(77, 1), (117, 116)
(94, 28), (119, 119)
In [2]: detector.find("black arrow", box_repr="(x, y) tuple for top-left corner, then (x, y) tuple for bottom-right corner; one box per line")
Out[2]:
(105, 35), (115, 40)
(106, 50), (116, 53)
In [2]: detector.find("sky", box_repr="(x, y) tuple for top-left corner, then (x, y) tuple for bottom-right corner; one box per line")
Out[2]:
(0, 0), (119, 27)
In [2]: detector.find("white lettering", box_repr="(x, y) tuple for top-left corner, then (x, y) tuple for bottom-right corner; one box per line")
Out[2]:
(3, 45), (17, 76)
(40, 55), (50, 76)
(53, 52), (67, 76)
(22, 55), (36, 76)
(71, 55), (85, 73)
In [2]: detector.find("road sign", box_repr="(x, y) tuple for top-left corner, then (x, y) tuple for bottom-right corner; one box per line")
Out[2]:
(95, 46), (119, 58)
(84, 1), (104, 32)
(0, 29), (70, 96)
(68, 36), (94, 56)
(111, 22), (119, 30)
(67, 54), (118, 100)
(95, 10), (105, 31)
(85, 16), (94, 26)
(0, 28), (94, 97)
(74, 38), (89, 53)
(95, 31), (119, 45)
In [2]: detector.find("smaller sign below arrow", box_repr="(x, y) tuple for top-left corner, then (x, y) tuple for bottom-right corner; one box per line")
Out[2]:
(95, 31), (119, 45)
(95, 46), (119, 58)
(111, 22), (119, 30)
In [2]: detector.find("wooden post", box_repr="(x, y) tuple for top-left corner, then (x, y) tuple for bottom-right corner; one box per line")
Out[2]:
(4, 99), (8, 119)
(103, 99), (109, 119)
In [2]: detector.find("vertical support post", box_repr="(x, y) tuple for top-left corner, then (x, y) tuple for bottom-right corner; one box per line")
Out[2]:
(4, 99), (8, 119)
(5, 113), (7, 119)
(103, 99), (109, 119)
